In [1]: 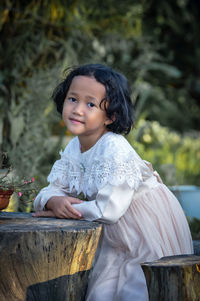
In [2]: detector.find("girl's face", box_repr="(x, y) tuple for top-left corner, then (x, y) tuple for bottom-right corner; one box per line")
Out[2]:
(62, 76), (112, 151)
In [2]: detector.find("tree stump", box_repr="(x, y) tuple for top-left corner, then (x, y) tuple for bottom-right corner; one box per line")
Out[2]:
(141, 254), (200, 301)
(0, 212), (102, 301)
(193, 240), (200, 255)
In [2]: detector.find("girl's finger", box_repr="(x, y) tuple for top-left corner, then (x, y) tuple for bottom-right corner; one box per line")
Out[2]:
(72, 199), (84, 204)
(68, 206), (82, 218)
(56, 210), (79, 220)
(143, 160), (153, 171)
(53, 207), (78, 219)
(153, 171), (163, 184)
(68, 197), (83, 204)
(32, 210), (55, 217)
(62, 208), (82, 219)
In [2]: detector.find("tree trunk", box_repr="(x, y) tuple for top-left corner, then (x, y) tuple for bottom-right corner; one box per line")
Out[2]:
(141, 254), (200, 301)
(0, 212), (102, 301)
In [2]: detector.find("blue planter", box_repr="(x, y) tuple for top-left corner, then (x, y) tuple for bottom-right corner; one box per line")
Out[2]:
(169, 185), (200, 220)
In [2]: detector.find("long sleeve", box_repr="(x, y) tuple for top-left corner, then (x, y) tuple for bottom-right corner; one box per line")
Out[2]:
(34, 140), (75, 212)
(34, 183), (67, 211)
(73, 181), (134, 224)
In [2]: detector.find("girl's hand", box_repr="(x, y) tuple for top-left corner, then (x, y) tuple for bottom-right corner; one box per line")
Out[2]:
(32, 210), (56, 218)
(143, 160), (163, 183)
(32, 196), (83, 219)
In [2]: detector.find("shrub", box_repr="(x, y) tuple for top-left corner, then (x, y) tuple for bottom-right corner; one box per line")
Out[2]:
(127, 119), (200, 186)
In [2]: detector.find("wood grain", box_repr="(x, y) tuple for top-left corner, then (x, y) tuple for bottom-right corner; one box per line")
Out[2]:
(0, 212), (102, 301)
(141, 254), (200, 301)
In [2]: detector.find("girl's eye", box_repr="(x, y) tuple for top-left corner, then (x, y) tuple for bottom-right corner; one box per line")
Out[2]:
(88, 102), (95, 108)
(68, 97), (77, 102)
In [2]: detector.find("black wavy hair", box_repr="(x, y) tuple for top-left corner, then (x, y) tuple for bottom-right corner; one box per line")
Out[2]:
(52, 63), (134, 135)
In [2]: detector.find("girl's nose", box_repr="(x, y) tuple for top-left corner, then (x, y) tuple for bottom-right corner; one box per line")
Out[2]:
(73, 102), (84, 115)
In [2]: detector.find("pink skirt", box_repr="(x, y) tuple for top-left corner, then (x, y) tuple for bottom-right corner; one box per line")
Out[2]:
(86, 184), (193, 301)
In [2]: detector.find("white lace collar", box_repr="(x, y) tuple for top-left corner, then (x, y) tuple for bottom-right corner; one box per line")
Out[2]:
(48, 132), (143, 197)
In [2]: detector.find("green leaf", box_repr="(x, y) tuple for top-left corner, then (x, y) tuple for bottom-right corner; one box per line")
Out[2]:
(146, 62), (182, 78)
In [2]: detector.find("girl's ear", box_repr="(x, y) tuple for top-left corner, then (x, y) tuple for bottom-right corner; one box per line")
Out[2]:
(105, 114), (116, 126)
(105, 119), (113, 126)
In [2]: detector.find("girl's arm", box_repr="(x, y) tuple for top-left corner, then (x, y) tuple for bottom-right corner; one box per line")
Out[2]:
(143, 160), (163, 183)
(33, 139), (83, 218)
(33, 195), (83, 219)
(73, 182), (134, 224)
(33, 183), (83, 219)
(33, 183), (82, 219)
(33, 183), (67, 211)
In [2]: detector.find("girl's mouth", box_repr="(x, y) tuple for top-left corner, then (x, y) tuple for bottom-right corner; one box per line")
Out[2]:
(69, 118), (84, 124)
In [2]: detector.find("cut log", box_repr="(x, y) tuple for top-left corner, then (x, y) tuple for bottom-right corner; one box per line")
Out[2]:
(0, 212), (102, 301)
(141, 254), (200, 301)
(193, 240), (200, 255)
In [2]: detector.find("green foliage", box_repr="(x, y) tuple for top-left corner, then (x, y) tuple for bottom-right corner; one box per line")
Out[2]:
(141, 0), (200, 131)
(0, 168), (38, 212)
(0, 64), (62, 180)
(0, 0), (200, 211)
(127, 120), (200, 186)
(0, 0), (145, 186)
(188, 218), (200, 240)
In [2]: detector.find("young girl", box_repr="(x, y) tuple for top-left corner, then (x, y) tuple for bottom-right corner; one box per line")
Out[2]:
(33, 63), (193, 301)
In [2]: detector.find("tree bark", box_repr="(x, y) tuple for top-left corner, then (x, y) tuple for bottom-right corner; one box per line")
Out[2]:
(141, 254), (200, 301)
(0, 212), (102, 301)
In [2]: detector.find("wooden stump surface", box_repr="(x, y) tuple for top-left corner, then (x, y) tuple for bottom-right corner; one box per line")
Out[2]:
(141, 254), (200, 301)
(0, 212), (102, 301)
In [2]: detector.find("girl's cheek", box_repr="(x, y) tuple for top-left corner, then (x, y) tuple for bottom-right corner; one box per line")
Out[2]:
(62, 105), (67, 120)
(63, 102), (69, 113)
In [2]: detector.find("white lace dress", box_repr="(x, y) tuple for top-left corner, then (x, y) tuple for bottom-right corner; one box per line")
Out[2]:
(34, 132), (193, 301)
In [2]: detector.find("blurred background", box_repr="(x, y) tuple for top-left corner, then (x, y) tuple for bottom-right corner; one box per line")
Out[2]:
(0, 0), (200, 212)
